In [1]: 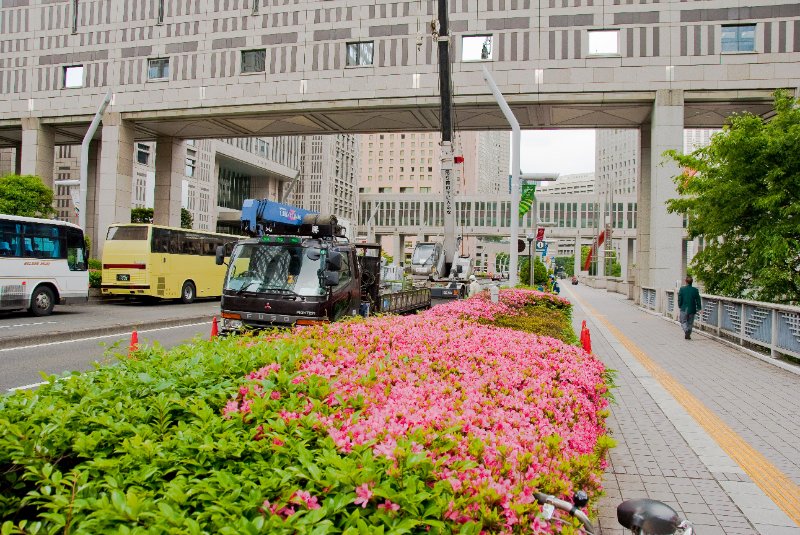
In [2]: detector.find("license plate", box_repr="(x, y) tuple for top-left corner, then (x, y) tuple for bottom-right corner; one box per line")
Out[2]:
(117, 274), (130, 282)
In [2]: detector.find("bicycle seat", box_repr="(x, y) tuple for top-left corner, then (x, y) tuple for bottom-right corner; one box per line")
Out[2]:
(617, 499), (680, 534)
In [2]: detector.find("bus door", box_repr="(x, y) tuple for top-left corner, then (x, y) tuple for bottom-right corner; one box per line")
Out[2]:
(150, 227), (174, 298)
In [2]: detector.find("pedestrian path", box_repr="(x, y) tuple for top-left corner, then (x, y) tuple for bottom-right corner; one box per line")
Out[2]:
(561, 283), (800, 535)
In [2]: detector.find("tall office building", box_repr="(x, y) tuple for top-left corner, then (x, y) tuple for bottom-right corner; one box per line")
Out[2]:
(288, 135), (359, 225)
(684, 129), (720, 153)
(358, 131), (508, 196)
(596, 129), (638, 197)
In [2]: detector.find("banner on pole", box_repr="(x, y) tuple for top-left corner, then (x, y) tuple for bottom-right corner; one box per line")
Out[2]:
(519, 184), (536, 216)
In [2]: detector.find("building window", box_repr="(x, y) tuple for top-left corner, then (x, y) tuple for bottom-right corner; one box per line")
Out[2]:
(148, 58), (170, 80)
(588, 30), (619, 55)
(419, 187), (431, 193)
(241, 49), (266, 73)
(721, 24), (756, 53)
(70, 0), (80, 33)
(400, 187), (414, 193)
(462, 35), (493, 61)
(378, 187), (392, 193)
(63, 65), (84, 88)
(157, 0), (164, 24)
(346, 42), (374, 67)
(185, 157), (196, 177)
(136, 144), (150, 165)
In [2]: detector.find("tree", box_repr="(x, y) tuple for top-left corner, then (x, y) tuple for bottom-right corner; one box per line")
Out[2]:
(519, 255), (547, 286)
(130, 207), (192, 229)
(665, 90), (800, 304)
(0, 174), (56, 218)
(131, 207), (154, 223)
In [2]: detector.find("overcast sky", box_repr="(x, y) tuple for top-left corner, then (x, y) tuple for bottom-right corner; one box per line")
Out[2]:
(518, 129), (596, 176)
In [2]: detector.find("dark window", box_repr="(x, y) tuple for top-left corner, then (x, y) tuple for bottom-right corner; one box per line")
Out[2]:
(346, 42), (374, 67)
(721, 24), (755, 52)
(107, 226), (149, 241)
(241, 49), (266, 73)
(148, 58), (170, 79)
(152, 227), (172, 253)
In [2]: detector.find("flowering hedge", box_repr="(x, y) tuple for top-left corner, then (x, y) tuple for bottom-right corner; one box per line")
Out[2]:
(0, 289), (612, 534)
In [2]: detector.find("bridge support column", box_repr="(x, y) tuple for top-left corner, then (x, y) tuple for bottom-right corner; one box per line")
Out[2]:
(96, 112), (134, 258)
(154, 137), (184, 228)
(391, 234), (402, 264)
(14, 145), (22, 174)
(574, 235), (581, 275)
(638, 90), (685, 308)
(20, 117), (54, 188)
(84, 141), (101, 254)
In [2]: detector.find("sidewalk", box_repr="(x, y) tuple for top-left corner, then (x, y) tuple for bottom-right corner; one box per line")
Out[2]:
(562, 284), (800, 535)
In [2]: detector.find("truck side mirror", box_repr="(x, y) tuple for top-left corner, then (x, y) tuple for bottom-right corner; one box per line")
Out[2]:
(215, 245), (226, 265)
(323, 270), (340, 287)
(326, 250), (342, 271)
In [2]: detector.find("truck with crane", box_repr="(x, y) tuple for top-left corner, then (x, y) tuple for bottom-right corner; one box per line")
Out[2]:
(215, 199), (430, 333)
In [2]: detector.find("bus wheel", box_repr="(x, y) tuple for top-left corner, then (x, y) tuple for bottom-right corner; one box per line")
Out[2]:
(29, 286), (55, 316)
(180, 281), (196, 304)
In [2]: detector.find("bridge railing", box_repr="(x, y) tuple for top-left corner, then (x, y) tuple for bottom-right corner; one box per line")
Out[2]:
(643, 287), (800, 360)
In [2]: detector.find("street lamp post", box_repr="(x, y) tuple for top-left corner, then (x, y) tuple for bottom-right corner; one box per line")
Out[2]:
(526, 234), (534, 285)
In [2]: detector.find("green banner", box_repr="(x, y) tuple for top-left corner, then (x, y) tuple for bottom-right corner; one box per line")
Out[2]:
(519, 183), (536, 216)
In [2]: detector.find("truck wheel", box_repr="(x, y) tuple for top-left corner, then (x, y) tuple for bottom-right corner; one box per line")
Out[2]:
(29, 286), (55, 316)
(180, 281), (196, 304)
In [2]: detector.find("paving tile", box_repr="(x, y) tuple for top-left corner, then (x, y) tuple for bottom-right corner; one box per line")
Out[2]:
(565, 285), (800, 535)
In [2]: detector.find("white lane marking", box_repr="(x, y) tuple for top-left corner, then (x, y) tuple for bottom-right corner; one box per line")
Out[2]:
(0, 322), (210, 352)
(0, 321), (59, 329)
(5, 322), (212, 391)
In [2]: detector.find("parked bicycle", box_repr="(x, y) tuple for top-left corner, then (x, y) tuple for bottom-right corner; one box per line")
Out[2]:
(534, 491), (695, 534)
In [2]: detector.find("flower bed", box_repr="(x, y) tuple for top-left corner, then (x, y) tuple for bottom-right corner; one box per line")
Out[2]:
(0, 289), (612, 534)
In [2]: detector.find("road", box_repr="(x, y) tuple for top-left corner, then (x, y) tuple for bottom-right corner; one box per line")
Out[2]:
(0, 299), (220, 392)
(1, 322), (213, 392)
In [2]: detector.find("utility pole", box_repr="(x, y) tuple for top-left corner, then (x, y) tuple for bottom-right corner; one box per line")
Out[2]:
(436, 0), (456, 275)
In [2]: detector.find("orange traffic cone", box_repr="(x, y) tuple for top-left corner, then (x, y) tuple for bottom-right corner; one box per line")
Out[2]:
(129, 330), (139, 355)
(583, 328), (592, 353)
(210, 317), (219, 339)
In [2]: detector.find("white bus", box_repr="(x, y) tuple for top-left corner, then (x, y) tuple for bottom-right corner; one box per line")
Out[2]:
(0, 215), (89, 316)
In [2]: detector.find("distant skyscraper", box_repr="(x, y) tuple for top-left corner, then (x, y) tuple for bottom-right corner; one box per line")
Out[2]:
(596, 129), (638, 197)
(539, 172), (595, 195)
(289, 134), (359, 222)
(684, 129), (720, 153)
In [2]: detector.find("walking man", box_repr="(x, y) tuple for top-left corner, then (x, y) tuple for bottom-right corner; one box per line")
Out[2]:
(678, 276), (702, 340)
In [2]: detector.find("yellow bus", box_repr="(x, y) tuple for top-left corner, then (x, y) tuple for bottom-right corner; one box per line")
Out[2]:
(100, 224), (239, 303)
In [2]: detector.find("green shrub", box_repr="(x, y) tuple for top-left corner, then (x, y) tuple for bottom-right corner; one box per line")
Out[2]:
(88, 258), (102, 270)
(485, 302), (578, 346)
(89, 269), (101, 288)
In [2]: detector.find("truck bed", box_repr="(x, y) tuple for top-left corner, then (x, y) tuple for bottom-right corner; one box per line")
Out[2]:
(377, 287), (431, 314)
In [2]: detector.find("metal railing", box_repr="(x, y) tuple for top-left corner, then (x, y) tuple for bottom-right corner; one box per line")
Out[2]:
(641, 287), (800, 360)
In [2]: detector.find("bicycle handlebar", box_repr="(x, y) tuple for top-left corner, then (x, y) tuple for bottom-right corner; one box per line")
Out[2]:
(534, 492), (595, 534)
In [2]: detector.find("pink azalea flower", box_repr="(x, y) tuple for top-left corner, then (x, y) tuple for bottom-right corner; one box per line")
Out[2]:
(353, 483), (373, 508)
(377, 500), (400, 512)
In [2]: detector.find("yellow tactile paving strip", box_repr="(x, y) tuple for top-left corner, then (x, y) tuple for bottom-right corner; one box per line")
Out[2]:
(573, 294), (800, 526)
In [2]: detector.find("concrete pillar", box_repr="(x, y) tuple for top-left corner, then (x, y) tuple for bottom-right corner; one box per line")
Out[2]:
(391, 233), (402, 263)
(574, 234), (581, 275)
(645, 90), (685, 308)
(636, 123), (652, 303)
(20, 117), (55, 189)
(14, 145), (22, 174)
(96, 112), (134, 258)
(84, 141), (101, 255)
(154, 137), (184, 227)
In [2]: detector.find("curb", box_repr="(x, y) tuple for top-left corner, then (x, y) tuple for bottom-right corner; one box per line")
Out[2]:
(0, 315), (215, 350)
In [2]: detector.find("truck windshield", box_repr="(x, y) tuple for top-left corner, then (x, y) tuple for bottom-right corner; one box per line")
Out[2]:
(411, 244), (436, 265)
(224, 243), (325, 297)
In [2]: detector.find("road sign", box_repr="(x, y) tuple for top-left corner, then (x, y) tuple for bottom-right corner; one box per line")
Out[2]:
(536, 228), (545, 241)
(535, 240), (546, 251)
(517, 239), (526, 253)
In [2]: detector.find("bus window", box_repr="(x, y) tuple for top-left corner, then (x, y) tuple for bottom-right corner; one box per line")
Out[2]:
(152, 228), (171, 253)
(66, 229), (87, 271)
(107, 226), (148, 240)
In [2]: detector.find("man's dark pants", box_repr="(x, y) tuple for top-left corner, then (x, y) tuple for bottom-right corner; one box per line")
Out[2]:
(680, 310), (696, 338)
